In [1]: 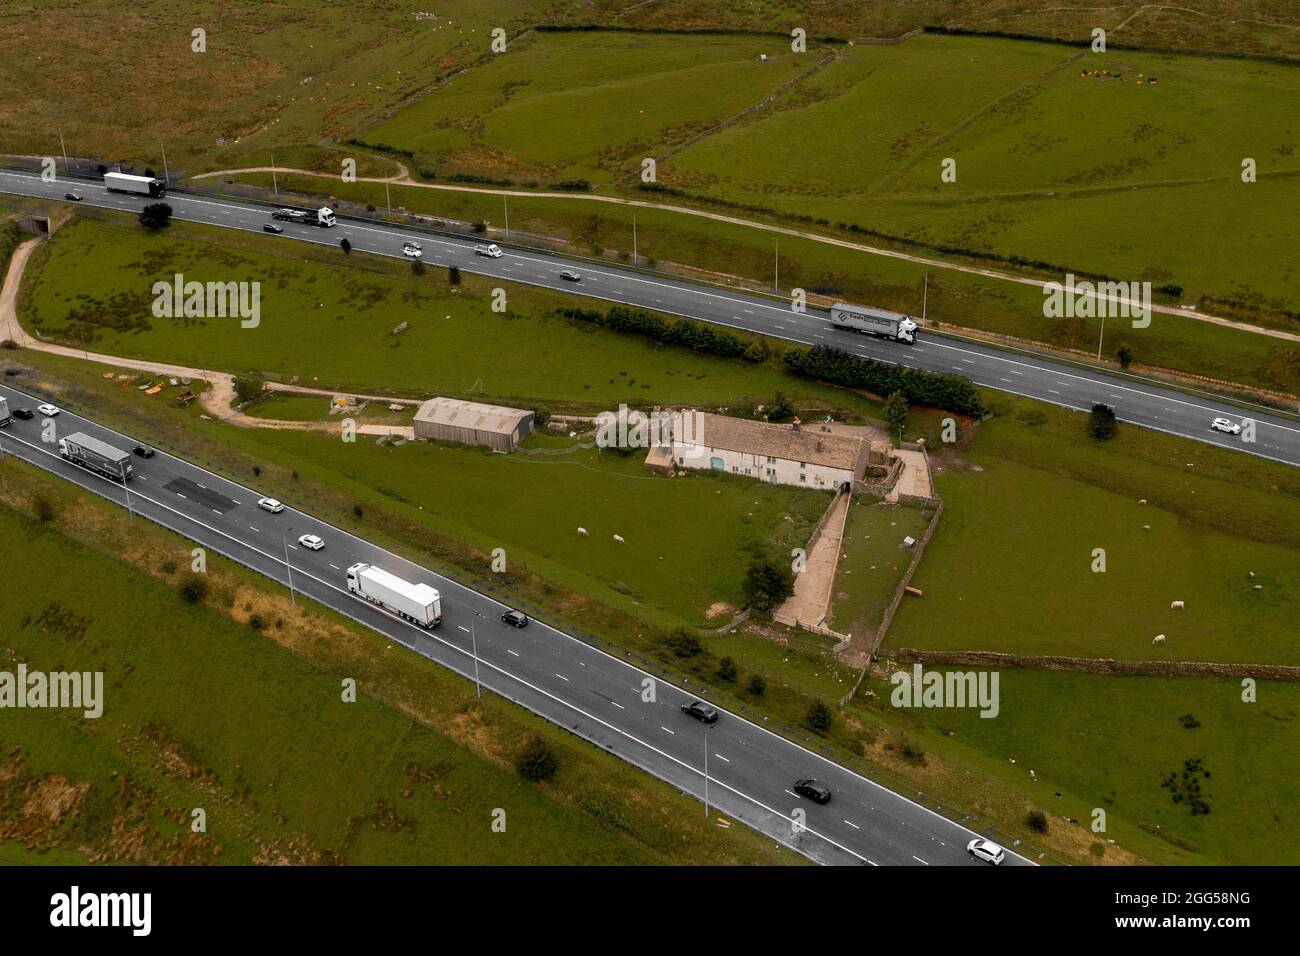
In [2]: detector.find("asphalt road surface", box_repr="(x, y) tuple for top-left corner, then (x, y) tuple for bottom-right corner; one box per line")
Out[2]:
(2, 168), (1296, 468)
(0, 382), (1033, 867)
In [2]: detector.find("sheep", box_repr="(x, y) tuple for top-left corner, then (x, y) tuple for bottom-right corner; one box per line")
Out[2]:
(1170, 600), (1185, 610)
(612, 534), (625, 544)
(1152, 634), (1166, 645)
(577, 527), (588, 537)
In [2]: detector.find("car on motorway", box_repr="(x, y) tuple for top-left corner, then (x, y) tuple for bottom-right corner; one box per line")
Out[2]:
(12, 407), (34, 420)
(559, 270), (582, 282)
(257, 497), (285, 514)
(501, 609), (529, 628)
(680, 700), (719, 724)
(1210, 417), (1242, 435)
(792, 778), (832, 805)
(967, 838), (1006, 865)
(474, 243), (503, 258)
(133, 444), (155, 458)
(64, 192), (84, 202)
(37, 403), (60, 417)
(262, 223), (284, 234)
(402, 241), (423, 259)
(297, 534), (325, 551)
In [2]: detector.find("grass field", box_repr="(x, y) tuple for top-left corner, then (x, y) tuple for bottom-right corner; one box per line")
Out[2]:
(887, 456), (1300, 663)
(826, 499), (932, 634)
(857, 667), (1300, 865)
(0, 491), (646, 864)
(20, 213), (894, 415)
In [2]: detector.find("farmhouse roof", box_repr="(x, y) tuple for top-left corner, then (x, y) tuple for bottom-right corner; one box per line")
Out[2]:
(678, 412), (866, 471)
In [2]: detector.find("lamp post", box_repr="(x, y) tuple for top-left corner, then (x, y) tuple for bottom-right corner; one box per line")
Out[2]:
(471, 611), (482, 699)
(282, 525), (296, 604)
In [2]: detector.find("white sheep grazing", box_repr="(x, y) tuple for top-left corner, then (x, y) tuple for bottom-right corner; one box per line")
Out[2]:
(577, 527), (588, 537)
(1170, 600), (1185, 610)
(1152, 634), (1166, 645)
(612, 534), (625, 544)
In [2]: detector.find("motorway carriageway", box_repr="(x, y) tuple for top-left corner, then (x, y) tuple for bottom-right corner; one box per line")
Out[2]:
(0, 169), (1297, 468)
(0, 382), (1033, 867)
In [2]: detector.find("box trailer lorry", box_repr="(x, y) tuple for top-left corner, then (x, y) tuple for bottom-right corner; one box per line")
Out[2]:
(346, 562), (442, 628)
(59, 431), (134, 481)
(272, 206), (336, 227)
(830, 302), (918, 344)
(0, 396), (10, 427)
(103, 172), (167, 198)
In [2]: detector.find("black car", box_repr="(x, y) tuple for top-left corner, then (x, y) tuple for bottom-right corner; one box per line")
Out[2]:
(501, 609), (530, 628)
(64, 192), (83, 202)
(12, 407), (34, 420)
(559, 270), (582, 282)
(681, 700), (719, 724)
(263, 223), (284, 234)
(793, 778), (832, 805)
(133, 445), (155, 459)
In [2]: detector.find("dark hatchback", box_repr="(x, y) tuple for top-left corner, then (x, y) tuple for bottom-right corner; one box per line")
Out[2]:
(793, 778), (832, 805)
(501, 609), (530, 628)
(680, 700), (720, 724)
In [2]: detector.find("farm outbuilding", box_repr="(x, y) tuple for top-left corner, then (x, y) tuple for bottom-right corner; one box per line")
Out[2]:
(413, 397), (534, 452)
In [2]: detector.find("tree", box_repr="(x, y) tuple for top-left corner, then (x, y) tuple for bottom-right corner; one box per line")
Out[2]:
(805, 699), (833, 734)
(232, 375), (265, 405)
(885, 390), (909, 441)
(716, 656), (737, 683)
(138, 202), (172, 230)
(767, 391), (796, 422)
(339, 237), (352, 254)
(742, 340), (767, 363)
(448, 266), (461, 285)
(1116, 346), (1133, 369)
(741, 557), (794, 612)
(746, 674), (766, 697)
(515, 735), (557, 782)
(411, 259), (425, 276)
(1088, 402), (1118, 441)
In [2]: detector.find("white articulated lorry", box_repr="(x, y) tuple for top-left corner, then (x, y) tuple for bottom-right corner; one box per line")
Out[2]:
(103, 172), (167, 198)
(346, 562), (442, 628)
(272, 206), (336, 227)
(59, 431), (134, 481)
(0, 396), (10, 427)
(830, 302), (918, 344)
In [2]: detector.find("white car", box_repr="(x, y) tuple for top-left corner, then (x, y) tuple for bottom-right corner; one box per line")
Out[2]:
(257, 497), (285, 514)
(1210, 417), (1241, 435)
(37, 403), (60, 417)
(297, 534), (324, 551)
(402, 242), (423, 259)
(967, 838), (1006, 865)
(474, 243), (503, 258)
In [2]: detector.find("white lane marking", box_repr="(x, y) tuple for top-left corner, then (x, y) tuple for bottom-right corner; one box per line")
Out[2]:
(714, 753), (730, 763)
(329, 563), (341, 570)
(611, 701), (625, 710)
(249, 525), (260, 532)
(507, 648), (520, 657)
(845, 820), (860, 830)
(784, 789), (799, 798)
(457, 625), (470, 633)
(555, 673), (569, 682)
(913, 855), (929, 865)
(661, 726), (676, 735)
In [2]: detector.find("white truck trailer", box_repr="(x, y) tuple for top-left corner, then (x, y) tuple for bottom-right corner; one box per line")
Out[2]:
(346, 562), (442, 628)
(59, 431), (134, 481)
(0, 396), (10, 427)
(272, 206), (337, 227)
(103, 172), (167, 198)
(830, 302), (918, 344)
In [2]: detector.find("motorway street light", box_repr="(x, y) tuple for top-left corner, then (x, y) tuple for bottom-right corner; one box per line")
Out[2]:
(282, 524), (296, 605)
(471, 611), (482, 699)
(1096, 311), (1108, 363)
(704, 729), (709, 818)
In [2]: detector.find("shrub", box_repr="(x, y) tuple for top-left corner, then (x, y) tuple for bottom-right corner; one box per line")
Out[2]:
(448, 266), (461, 285)
(805, 700), (833, 734)
(1026, 809), (1049, 834)
(1088, 403), (1118, 440)
(746, 674), (766, 697)
(665, 628), (703, 658)
(138, 202), (172, 230)
(179, 575), (209, 603)
(515, 735), (557, 782)
(33, 495), (55, 522)
(716, 656), (738, 683)
(353, 504), (364, 519)
(340, 237), (352, 254)
(766, 391), (795, 423)
(1116, 346), (1133, 368)
(885, 390), (909, 439)
(233, 375), (265, 405)
(784, 345), (984, 417)
(248, 613), (265, 631)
